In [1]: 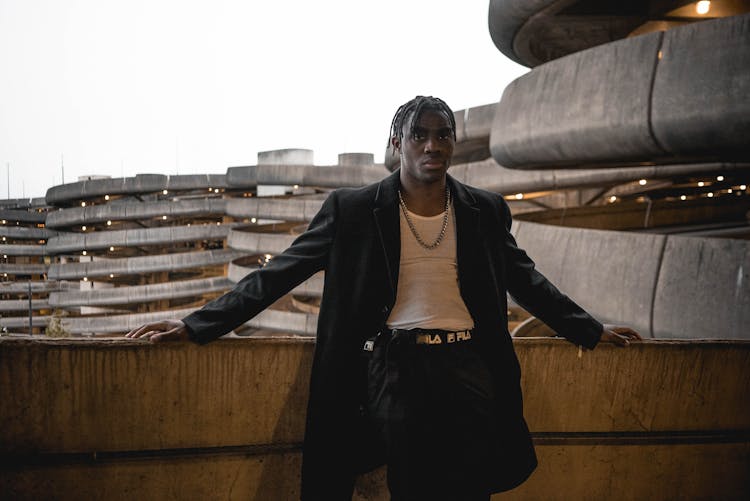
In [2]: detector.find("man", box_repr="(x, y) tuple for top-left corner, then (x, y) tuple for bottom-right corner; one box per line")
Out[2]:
(127, 96), (640, 500)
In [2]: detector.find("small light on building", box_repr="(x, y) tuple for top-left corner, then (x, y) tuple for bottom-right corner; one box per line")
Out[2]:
(82, 225), (87, 231)
(2, 255), (6, 259)
(106, 220), (112, 226)
(696, 1), (711, 15)
(639, 179), (647, 186)
(1, 237), (5, 241)
(162, 189), (168, 195)
(514, 193), (524, 200)
(264, 254), (272, 263)
(293, 185), (299, 189)
(83, 276), (88, 281)
(728, 189), (733, 193)
(109, 273), (114, 278)
(741, 185), (747, 191)
(217, 222), (221, 225)
(707, 192), (714, 198)
(251, 218), (257, 223)
(81, 201), (86, 207)
(104, 194), (110, 200)
(609, 196), (617, 203)
(82, 250), (87, 255)
(1, 220), (5, 224)
(187, 223), (191, 227)
(109, 246), (115, 251)
(698, 181), (705, 187)
(657, 50), (663, 60)
(214, 188), (220, 193)
(3, 273), (6, 277)
(162, 215), (167, 220)
(680, 195), (687, 201)
(717, 175), (724, 181)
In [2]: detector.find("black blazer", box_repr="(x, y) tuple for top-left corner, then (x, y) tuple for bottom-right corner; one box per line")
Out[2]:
(183, 170), (603, 499)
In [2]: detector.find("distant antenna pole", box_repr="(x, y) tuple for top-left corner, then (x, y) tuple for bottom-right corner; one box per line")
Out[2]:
(61, 154), (65, 184)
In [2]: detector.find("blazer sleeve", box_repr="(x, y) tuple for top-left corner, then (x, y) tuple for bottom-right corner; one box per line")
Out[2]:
(182, 191), (338, 344)
(497, 195), (603, 349)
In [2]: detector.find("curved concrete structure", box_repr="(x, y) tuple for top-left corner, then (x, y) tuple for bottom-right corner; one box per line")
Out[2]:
(48, 277), (233, 308)
(0, 299), (49, 312)
(45, 199), (228, 228)
(0, 263), (48, 275)
(0, 244), (48, 257)
(0, 210), (45, 224)
(0, 226), (56, 239)
(512, 220), (750, 340)
(47, 249), (242, 280)
(46, 224), (234, 254)
(227, 229), (297, 255)
(228, 263), (323, 298)
(225, 198), (324, 222)
(491, 15), (750, 169)
(45, 174), (230, 206)
(226, 164), (387, 189)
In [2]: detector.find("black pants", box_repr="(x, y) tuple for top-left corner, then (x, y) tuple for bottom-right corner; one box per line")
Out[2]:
(366, 329), (495, 501)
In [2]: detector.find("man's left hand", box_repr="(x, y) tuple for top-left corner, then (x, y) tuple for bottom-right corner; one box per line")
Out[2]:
(599, 325), (642, 346)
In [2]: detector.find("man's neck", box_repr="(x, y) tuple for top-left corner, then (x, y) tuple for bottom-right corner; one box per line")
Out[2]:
(399, 178), (448, 217)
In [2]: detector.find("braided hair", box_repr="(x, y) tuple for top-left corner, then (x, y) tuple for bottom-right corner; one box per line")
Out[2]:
(389, 96), (456, 153)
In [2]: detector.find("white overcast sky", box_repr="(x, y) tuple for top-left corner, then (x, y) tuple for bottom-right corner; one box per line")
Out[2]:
(0, 0), (528, 199)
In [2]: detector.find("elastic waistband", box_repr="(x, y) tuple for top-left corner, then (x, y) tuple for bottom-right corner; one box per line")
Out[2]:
(390, 328), (474, 346)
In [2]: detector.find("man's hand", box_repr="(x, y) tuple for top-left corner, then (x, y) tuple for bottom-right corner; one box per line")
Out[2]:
(599, 324), (642, 347)
(125, 319), (190, 343)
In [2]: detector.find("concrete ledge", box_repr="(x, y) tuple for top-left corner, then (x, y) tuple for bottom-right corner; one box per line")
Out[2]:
(491, 32), (663, 168)
(226, 165), (387, 189)
(653, 235), (750, 338)
(490, 16), (750, 168)
(45, 199), (228, 228)
(47, 224), (233, 254)
(0, 244), (47, 257)
(227, 229), (296, 254)
(0, 263), (47, 275)
(0, 299), (49, 312)
(449, 159), (750, 195)
(45, 174), (229, 206)
(651, 14), (750, 158)
(0, 210), (45, 224)
(513, 221), (750, 339)
(0, 281), (70, 294)
(47, 249), (242, 280)
(48, 277), (233, 308)
(228, 263), (323, 297)
(0, 227), (56, 239)
(225, 198), (324, 222)
(0, 338), (747, 499)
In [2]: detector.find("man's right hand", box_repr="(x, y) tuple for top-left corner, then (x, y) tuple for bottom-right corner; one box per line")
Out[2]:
(125, 319), (190, 343)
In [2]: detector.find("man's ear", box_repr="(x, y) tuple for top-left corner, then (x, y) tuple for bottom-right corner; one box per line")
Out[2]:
(390, 136), (400, 152)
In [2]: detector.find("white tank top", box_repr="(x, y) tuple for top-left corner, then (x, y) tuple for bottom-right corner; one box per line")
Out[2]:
(386, 202), (475, 330)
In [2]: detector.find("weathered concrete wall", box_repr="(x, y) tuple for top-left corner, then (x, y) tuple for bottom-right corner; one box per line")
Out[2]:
(227, 229), (296, 254)
(48, 277), (232, 308)
(226, 164), (387, 189)
(491, 14), (750, 168)
(1, 338), (747, 499)
(47, 249), (242, 280)
(45, 174), (229, 206)
(225, 198), (324, 222)
(45, 199), (228, 228)
(651, 14), (750, 158)
(47, 224), (233, 254)
(513, 221), (750, 339)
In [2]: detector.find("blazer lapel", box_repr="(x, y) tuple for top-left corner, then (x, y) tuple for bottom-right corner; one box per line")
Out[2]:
(448, 175), (482, 308)
(372, 171), (401, 301)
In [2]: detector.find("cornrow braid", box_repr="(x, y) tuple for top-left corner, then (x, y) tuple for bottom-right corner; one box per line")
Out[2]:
(389, 96), (456, 153)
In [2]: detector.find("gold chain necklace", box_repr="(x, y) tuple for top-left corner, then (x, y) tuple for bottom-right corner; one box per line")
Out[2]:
(397, 186), (451, 250)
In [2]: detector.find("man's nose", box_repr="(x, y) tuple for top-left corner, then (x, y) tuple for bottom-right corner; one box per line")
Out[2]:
(424, 135), (441, 153)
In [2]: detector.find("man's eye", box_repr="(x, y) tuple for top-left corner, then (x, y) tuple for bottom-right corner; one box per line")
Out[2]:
(412, 133), (425, 140)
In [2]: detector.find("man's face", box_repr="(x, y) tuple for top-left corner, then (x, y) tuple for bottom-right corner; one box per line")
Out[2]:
(393, 109), (455, 187)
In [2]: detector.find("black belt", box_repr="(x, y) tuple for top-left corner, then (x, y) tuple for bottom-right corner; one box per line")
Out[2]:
(364, 328), (474, 352)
